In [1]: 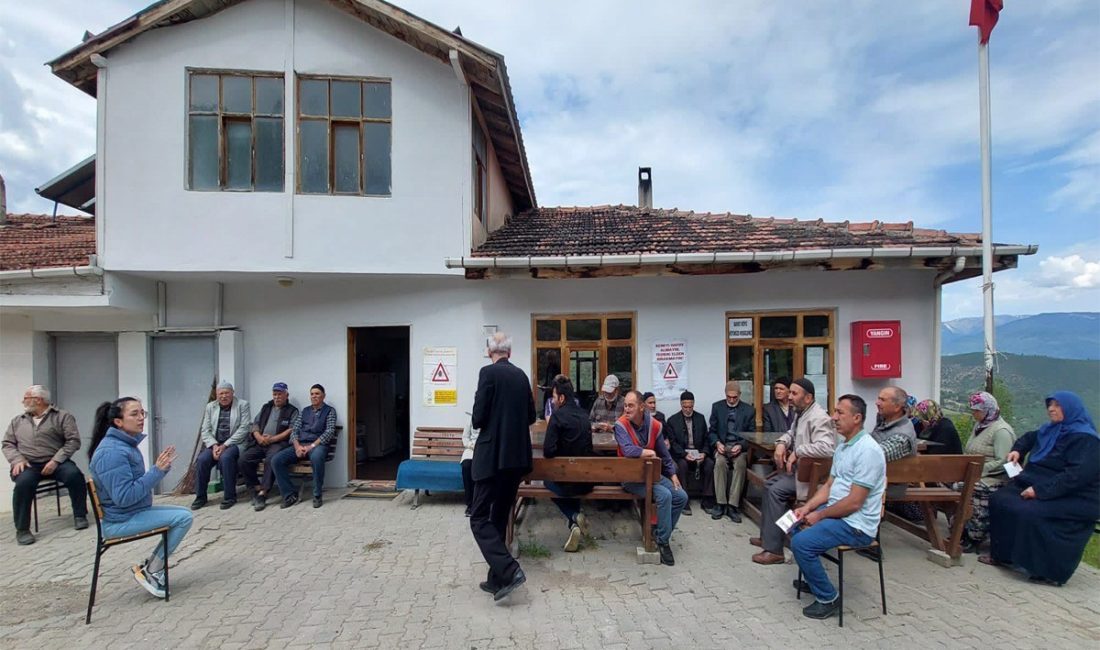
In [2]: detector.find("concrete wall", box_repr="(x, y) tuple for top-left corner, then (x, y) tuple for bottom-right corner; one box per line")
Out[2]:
(0, 314), (36, 511)
(99, 0), (476, 275)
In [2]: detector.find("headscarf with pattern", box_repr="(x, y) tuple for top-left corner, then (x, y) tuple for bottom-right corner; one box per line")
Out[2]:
(968, 391), (1001, 435)
(913, 399), (943, 426)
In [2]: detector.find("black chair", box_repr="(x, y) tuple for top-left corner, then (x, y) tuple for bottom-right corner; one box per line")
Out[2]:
(796, 532), (887, 627)
(85, 478), (171, 624)
(32, 479), (64, 532)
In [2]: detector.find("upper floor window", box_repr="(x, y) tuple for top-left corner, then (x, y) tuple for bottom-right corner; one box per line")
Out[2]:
(297, 76), (392, 196)
(187, 70), (285, 192)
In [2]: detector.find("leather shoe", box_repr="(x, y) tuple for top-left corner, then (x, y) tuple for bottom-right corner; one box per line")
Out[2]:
(74, 516), (89, 530)
(752, 550), (785, 565)
(219, 499), (236, 510)
(16, 530), (35, 545)
(190, 497), (208, 510)
(682, 503), (692, 516)
(749, 537), (763, 547)
(493, 569), (527, 601)
(802, 598), (840, 619)
(792, 578), (813, 592)
(658, 543), (675, 566)
(710, 505), (726, 520)
(478, 581), (497, 595)
(725, 506), (742, 523)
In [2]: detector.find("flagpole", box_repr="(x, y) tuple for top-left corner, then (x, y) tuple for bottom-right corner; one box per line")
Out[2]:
(978, 37), (995, 393)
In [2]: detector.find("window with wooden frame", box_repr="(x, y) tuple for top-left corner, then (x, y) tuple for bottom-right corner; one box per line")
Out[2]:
(472, 123), (488, 221)
(187, 70), (285, 192)
(532, 313), (636, 415)
(297, 75), (392, 196)
(726, 310), (835, 428)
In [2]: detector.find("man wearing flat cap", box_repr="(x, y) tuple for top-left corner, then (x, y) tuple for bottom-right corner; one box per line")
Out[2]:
(589, 374), (625, 433)
(192, 381), (251, 510)
(239, 382), (299, 511)
(751, 377), (837, 565)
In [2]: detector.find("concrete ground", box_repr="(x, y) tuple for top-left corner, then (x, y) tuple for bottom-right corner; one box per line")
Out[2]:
(1, 489), (1098, 649)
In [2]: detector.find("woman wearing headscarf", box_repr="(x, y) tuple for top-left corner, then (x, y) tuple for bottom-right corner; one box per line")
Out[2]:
(958, 391), (1016, 552)
(980, 392), (1100, 585)
(913, 399), (963, 455)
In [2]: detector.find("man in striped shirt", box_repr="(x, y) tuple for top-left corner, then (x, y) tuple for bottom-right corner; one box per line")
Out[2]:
(272, 384), (337, 509)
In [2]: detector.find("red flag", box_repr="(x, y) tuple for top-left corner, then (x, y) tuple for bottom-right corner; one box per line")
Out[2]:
(969, 0), (1003, 44)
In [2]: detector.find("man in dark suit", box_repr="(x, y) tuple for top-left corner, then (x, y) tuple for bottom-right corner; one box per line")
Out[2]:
(762, 376), (796, 433)
(470, 331), (536, 601)
(663, 390), (713, 515)
(708, 381), (756, 523)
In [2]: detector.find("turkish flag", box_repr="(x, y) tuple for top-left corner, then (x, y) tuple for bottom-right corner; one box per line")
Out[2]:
(969, 0), (1004, 44)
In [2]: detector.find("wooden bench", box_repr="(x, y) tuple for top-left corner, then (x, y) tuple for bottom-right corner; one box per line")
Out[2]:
(395, 427), (466, 508)
(882, 454), (983, 559)
(506, 457), (662, 554)
(253, 425), (341, 495)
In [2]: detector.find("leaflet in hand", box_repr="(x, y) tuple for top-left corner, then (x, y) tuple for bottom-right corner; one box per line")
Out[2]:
(775, 510), (799, 534)
(1003, 461), (1022, 478)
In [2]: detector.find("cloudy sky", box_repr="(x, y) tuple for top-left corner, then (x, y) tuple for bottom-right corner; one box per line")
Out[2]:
(1, 0), (1097, 319)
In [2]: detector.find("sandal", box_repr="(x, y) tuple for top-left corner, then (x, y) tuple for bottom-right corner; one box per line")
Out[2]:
(977, 554), (1003, 567)
(1027, 575), (1063, 587)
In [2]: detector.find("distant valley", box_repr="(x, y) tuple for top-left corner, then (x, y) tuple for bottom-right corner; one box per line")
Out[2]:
(941, 312), (1099, 360)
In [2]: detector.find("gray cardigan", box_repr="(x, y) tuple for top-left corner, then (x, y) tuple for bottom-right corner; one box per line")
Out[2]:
(199, 398), (252, 448)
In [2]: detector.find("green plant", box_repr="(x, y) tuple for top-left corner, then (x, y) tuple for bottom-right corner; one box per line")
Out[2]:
(519, 539), (551, 559)
(1083, 534), (1100, 570)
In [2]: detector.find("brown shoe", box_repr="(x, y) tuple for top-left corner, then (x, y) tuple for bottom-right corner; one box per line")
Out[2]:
(752, 551), (785, 565)
(749, 537), (763, 547)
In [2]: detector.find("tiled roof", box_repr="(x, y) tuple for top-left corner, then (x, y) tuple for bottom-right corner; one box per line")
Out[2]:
(0, 214), (95, 271)
(473, 205), (991, 257)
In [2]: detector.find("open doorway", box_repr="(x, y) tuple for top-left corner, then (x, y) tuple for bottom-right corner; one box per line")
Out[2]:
(349, 326), (410, 481)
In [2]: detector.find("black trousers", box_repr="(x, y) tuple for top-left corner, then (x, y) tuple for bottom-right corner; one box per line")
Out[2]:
(469, 469), (525, 588)
(11, 460), (88, 532)
(238, 442), (289, 493)
(461, 459), (474, 508)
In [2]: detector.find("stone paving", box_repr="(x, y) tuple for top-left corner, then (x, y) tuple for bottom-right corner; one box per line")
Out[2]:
(1, 488), (1098, 649)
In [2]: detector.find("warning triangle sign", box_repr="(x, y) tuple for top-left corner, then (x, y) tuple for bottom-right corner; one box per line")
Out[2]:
(662, 363), (678, 380)
(431, 362), (450, 383)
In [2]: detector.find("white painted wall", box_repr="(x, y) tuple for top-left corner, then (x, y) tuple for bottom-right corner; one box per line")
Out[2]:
(99, 0), (473, 275)
(0, 314), (36, 511)
(214, 268), (939, 489)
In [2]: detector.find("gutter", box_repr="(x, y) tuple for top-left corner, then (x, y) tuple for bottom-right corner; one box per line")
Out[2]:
(0, 265), (104, 281)
(445, 244), (1039, 269)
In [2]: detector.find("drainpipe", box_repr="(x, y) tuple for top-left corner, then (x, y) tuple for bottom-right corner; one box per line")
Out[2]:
(932, 255), (967, 402)
(0, 172), (7, 225)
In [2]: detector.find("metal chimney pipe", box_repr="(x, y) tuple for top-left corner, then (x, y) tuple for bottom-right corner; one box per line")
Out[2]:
(0, 172), (7, 224)
(638, 167), (652, 209)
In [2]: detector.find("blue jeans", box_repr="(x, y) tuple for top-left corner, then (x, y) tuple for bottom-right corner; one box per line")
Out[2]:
(102, 505), (193, 562)
(623, 476), (688, 545)
(790, 508), (873, 603)
(194, 444), (241, 501)
(272, 445), (330, 499)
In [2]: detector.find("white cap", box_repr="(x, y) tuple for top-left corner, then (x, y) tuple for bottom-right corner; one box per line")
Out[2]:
(601, 375), (620, 392)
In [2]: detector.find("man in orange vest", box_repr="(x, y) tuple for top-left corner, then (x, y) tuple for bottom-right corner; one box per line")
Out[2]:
(614, 390), (688, 566)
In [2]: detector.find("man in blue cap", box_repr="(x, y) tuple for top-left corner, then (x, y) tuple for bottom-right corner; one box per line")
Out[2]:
(238, 382), (299, 511)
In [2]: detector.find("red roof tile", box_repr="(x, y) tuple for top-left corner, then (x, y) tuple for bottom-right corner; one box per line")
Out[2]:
(0, 214), (96, 271)
(474, 206), (993, 257)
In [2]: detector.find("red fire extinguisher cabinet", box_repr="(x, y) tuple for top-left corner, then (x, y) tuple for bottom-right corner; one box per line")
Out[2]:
(851, 321), (902, 378)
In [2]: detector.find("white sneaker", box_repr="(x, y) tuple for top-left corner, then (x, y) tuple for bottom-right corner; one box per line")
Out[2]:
(131, 565), (166, 598)
(575, 512), (589, 536)
(564, 524), (582, 553)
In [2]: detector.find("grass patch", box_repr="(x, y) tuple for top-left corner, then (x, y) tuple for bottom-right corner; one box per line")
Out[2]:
(363, 538), (390, 552)
(578, 533), (600, 551)
(519, 539), (552, 559)
(1083, 533), (1100, 570)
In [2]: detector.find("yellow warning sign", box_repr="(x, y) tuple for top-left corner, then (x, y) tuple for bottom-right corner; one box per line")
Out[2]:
(433, 390), (458, 405)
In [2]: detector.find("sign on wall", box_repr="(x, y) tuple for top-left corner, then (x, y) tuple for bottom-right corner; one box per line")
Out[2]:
(651, 339), (688, 400)
(423, 346), (457, 406)
(728, 317), (753, 340)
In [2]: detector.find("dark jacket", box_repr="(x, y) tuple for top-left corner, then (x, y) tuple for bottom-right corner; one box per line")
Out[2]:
(708, 399), (756, 450)
(544, 402), (594, 459)
(471, 358), (536, 481)
(762, 401), (795, 434)
(664, 410), (709, 460)
(254, 401), (299, 436)
(918, 418), (963, 455)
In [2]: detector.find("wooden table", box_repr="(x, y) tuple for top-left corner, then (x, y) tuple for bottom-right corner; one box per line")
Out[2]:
(529, 425), (618, 455)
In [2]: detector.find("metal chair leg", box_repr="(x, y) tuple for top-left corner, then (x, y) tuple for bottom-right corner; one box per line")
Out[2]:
(86, 547), (103, 624)
(838, 552), (844, 628)
(33, 492), (39, 533)
(54, 482), (62, 516)
(162, 530), (170, 603)
(878, 548), (887, 615)
(412, 489), (420, 509)
(796, 568), (803, 600)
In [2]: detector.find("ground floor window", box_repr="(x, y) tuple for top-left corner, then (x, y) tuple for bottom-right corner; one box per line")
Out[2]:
(726, 310), (835, 428)
(532, 313), (636, 414)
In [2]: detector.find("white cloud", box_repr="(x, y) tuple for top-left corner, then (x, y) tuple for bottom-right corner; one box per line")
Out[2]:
(1039, 254), (1100, 289)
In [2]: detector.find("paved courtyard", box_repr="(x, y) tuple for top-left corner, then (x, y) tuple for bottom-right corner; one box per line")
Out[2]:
(1, 488), (1098, 649)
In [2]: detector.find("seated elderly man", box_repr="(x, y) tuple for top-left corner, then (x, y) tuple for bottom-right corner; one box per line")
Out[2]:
(238, 382), (299, 511)
(708, 381), (755, 523)
(272, 384), (337, 509)
(790, 394), (886, 620)
(192, 381), (252, 510)
(615, 390), (688, 567)
(589, 375), (624, 433)
(664, 391), (713, 515)
(872, 386), (919, 522)
(3, 385), (88, 545)
(752, 377), (837, 565)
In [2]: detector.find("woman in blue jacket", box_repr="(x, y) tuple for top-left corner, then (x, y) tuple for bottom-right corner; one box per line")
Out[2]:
(88, 397), (192, 598)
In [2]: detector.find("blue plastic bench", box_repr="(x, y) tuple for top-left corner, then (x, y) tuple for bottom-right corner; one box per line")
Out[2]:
(395, 427), (465, 508)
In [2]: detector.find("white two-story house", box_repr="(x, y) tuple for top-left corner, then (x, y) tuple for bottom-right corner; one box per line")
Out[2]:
(0, 0), (1034, 508)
